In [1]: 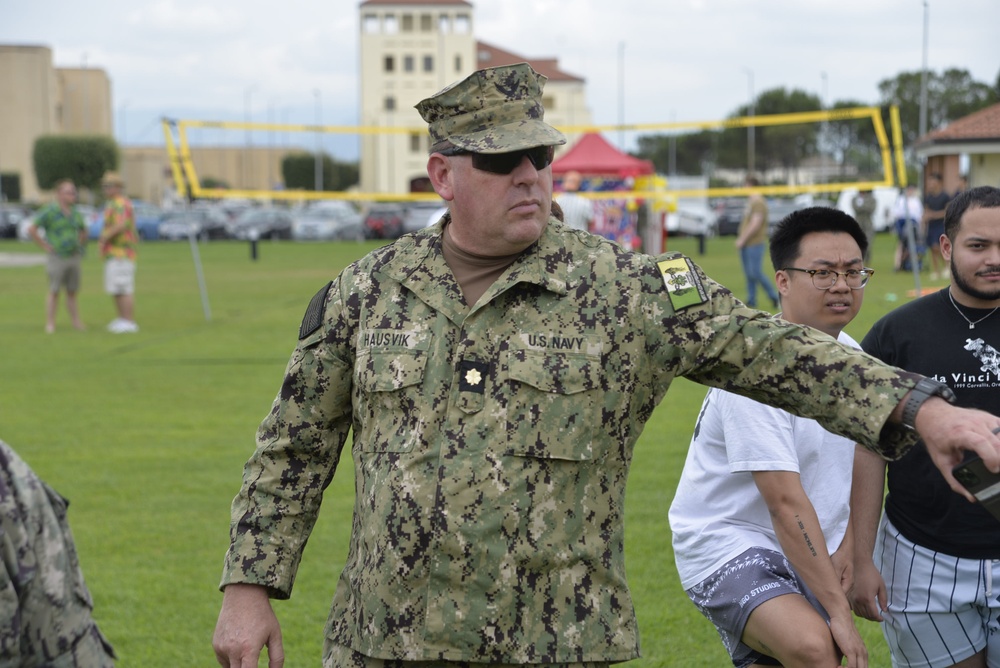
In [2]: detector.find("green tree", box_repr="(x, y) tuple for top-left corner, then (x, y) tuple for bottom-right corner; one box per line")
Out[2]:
(878, 67), (998, 145)
(1, 172), (21, 203)
(281, 152), (359, 191)
(32, 135), (119, 192)
(826, 99), (882, 178)
(634, 129), (719, 175)
(708, 87), (823, 174)
(201, 176), (230, 189)
(752, 88), (823, 174)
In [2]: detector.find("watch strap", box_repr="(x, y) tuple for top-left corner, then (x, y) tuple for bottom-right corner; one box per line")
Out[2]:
(902, 378), (956, 430)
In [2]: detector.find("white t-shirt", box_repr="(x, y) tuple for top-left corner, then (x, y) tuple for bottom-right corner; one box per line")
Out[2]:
(891, 194), (923, 223)
(556, 192), (595, 232)
(668, 332), (859, 589)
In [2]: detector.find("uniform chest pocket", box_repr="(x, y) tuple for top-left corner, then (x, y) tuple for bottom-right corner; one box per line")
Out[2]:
(353, 347), (428, 453)
(505, 349), (603, 461)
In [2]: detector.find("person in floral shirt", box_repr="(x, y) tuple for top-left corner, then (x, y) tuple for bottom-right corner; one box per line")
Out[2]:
(98, 172), (139, 333)
(28, 179), (88, 333)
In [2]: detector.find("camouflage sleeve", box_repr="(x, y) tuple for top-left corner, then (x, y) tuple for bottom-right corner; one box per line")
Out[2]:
(1, 441), (116, 665)
(221, 277), (356, 597)
(643, 253), (921, 459)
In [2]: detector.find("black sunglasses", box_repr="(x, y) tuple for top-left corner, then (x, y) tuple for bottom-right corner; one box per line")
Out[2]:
(439, 145), (555, 175)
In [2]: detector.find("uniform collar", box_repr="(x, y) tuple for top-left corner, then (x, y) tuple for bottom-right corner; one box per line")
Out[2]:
(381, 217), (573, 324)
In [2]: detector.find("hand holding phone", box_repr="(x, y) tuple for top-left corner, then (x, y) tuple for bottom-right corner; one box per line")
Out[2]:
(953, 456), (1000, 522)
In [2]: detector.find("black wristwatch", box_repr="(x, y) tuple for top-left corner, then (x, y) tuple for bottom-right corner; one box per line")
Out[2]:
(901, 378), (957, 431)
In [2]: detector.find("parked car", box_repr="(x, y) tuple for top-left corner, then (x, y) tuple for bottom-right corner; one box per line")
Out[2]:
(0, 206), (29, 239)
(401, 200), (447, 234)
(765, 198), (800, 234)
(227, 208), (294, 240)
(291, 202), (364, 241)
(157, 209), (229, 241)
(88, 201), (164, 241)
(362, 203), (406, 239)
(712, 198), (746, 236)
(666, 202), (717, 238)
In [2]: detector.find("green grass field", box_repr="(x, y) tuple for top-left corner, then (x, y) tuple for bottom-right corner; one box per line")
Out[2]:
(0, 231), (935, 666)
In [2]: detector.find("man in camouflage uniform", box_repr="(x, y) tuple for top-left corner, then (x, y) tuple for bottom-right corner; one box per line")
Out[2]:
(0, 439), (115, 666)
(213, 63), (1000, 667)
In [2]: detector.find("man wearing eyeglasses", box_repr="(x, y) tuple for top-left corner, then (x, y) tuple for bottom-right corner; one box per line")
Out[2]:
(670, 207), (874, 668)
(213, 64), (1000, 668)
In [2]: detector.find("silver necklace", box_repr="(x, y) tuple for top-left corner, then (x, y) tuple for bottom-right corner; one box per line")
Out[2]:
(948, 289), (1000, 329)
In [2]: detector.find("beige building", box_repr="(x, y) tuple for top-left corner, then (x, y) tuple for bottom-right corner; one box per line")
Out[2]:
(358, 0), (591, 195)
(0, 45), (112, 202)
(3, 5), (591, 205)
(124, 144), (291, 207)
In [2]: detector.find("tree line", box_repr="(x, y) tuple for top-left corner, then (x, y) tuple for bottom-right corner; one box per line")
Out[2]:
(633, 67), (1000, 182)
(29, 139), (359, 202)
(23, 66), (998, 201)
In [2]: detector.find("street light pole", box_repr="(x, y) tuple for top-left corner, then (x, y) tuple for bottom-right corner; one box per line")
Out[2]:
(617, 41), (625, 150)
(743, 68), (755, 175)
(314, 89), (323, 193)
(820, 71), (828, 184)
(919, 0), (929, 140)
(120, 100), (129, 146)
(244, 85), (256, 189)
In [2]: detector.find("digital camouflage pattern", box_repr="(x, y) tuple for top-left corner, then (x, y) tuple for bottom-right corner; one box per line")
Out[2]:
(0, 440), (115, 666)
(416, 63), (566, 154)
(222, 218), (923, 663)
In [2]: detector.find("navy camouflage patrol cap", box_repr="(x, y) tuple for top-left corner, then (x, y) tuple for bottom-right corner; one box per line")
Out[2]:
(415, 63), (566, 154)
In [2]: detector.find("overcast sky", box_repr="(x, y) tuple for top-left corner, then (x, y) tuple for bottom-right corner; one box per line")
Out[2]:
(4, 0), (998, 158)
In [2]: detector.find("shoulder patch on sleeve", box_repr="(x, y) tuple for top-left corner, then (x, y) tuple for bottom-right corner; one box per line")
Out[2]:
(657, 257), (708, 311)
(299, 281), (333, 340)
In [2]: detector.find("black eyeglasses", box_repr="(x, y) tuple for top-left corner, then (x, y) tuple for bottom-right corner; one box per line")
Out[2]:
(439, 145), (555, 175)
(781, 267), (875, 290)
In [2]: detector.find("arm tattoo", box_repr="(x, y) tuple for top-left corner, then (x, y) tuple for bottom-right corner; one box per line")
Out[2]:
(795, 514), (818, 557)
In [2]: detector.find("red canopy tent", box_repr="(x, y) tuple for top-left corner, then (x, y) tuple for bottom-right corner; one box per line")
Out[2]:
(551, 132), (654, 178)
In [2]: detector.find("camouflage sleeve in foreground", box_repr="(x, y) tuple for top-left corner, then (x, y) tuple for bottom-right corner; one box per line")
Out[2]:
(648, 253), (923, 459)
(220, 277), (355, 597)
(0, 440), (116, 666)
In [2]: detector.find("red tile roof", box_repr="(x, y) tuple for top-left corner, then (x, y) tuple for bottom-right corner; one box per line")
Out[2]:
(916, 102), (1000, 146)
(475, 41), (584, 83)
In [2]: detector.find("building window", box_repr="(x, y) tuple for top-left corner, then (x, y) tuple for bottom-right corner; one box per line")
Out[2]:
(543, 96), (555, 111)
(454, 55), (462, 72)
(410, 133), (423, 153)
(362, 14), (379, 33)
(455, 14), (470, 33)
(439, 14), (450, 33)
(385, 96), (396, 111)
(420, 13), (433, 31)
(401, 13), (414, 32)
(404, 55), (414, 73)
(384, 14), (398, 34)
(423, 55), (434, 73)
(384, 55), (395, 73)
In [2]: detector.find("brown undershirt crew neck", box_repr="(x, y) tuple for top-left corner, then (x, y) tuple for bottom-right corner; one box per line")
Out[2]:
(441, 223), (523, 306)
